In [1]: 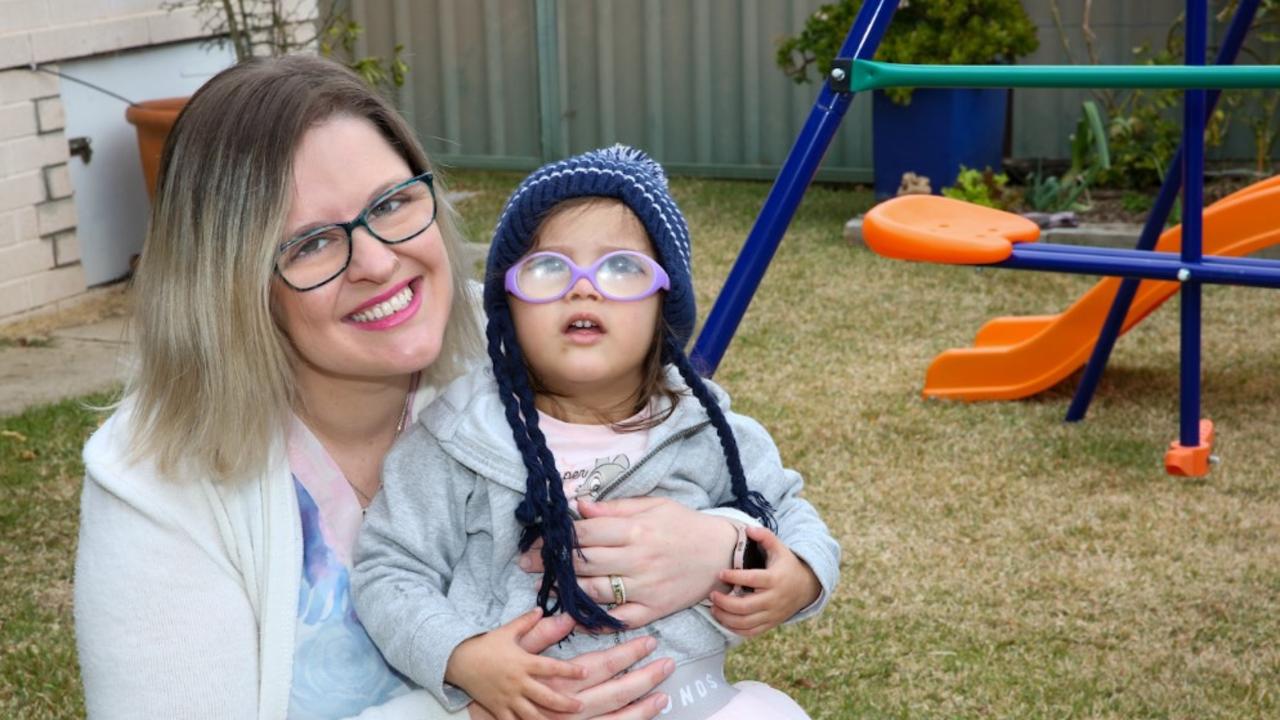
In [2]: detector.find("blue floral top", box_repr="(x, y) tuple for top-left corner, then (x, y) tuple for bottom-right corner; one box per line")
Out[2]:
(287, 417), (411, 719)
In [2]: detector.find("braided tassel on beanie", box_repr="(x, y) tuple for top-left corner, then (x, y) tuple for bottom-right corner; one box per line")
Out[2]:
(487, 305), (624, 631)
(667, 338), (777, 531)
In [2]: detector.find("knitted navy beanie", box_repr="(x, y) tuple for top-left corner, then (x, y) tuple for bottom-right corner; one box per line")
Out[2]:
(486, 144), (696, 347)
(484, 145), (775, 632)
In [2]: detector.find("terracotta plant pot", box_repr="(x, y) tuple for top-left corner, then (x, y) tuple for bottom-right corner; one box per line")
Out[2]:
(124, 97), (189, 200)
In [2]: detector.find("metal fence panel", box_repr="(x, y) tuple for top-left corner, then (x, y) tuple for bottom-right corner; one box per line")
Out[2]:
(353, 0), (544, 169)
(550, 0), (873, 180)
(353, 0), (871, 180)
(352, 0), (1274, 179)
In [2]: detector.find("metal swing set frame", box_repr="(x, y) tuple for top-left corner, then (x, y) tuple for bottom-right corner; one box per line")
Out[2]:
(690, 0), (1280, 476)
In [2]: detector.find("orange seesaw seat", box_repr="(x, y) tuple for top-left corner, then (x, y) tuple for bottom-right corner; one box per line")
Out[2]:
(862, 194), (1041, 265)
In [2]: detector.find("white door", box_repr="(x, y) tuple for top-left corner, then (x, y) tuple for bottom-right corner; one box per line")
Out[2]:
(60, 41), (235, 286)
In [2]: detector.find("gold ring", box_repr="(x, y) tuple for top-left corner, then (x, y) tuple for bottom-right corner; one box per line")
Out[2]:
(609, 574), (627, 605)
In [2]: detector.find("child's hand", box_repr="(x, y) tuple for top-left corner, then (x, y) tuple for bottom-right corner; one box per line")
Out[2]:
(708, 525), (821, 637)
(446, 609), (587, 720)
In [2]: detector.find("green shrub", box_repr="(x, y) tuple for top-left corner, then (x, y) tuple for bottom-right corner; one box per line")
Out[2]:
(1024, 101), (1111, 213)
(775, 0), (1039, 104)
(942, 166), (1014, 209)
(1122, 191), (1155, 214)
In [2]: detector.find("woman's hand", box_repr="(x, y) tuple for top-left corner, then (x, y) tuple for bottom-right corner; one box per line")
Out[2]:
(518, 497), (739, 628)
(466, 612), (672, 720)
(709, 525), (821, 637)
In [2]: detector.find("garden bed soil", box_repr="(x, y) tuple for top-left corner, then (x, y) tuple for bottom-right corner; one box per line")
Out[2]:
(1064, 176), (1260, 225)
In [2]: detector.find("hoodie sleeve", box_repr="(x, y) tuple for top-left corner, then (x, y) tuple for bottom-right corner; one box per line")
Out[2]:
(351, 424), (486, 712)
(724, 412), (841, 624)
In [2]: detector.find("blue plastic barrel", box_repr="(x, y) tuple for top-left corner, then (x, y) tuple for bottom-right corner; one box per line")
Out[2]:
(871, 88), (1008, 199)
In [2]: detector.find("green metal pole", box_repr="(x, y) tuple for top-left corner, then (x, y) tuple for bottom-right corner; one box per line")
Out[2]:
(851, 59), (1280, 91)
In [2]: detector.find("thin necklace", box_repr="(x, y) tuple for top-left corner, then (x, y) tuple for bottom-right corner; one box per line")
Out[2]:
(353, 371), (420, 511)
(350, 481), (374, 506)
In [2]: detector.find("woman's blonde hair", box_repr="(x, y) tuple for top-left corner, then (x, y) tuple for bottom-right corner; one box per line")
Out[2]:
(127, 54), (482, 482)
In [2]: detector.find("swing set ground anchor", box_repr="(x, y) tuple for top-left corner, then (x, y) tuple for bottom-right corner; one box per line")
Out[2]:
(1164, 419), (1216, 477)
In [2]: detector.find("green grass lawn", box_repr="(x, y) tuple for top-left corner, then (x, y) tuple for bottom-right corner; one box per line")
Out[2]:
(3, 168), (1279, 718)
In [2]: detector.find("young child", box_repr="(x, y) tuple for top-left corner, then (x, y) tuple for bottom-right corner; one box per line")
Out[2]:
(352, 146), (839, 719)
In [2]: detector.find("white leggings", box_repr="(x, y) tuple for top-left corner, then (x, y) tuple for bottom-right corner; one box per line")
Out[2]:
(704, 681), (811, 719)
(654, 654), (810, 720)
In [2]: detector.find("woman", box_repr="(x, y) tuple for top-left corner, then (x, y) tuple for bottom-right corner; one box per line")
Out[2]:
(74, 55), (822, 719)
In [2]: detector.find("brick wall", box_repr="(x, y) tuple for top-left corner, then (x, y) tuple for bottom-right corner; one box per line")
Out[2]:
(0, 0), (208, 320)
(0, 66), (84, 317)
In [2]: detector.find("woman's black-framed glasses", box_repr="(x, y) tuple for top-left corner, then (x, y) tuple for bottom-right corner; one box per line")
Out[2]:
(275, 171), (437, 291)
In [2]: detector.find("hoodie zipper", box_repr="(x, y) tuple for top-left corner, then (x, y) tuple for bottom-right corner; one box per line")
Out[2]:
(573, 421), (711, 505)
(572, 419), (710, 645)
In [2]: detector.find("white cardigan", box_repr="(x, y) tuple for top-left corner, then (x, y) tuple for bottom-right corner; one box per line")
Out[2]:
(74, 390), (462, 720)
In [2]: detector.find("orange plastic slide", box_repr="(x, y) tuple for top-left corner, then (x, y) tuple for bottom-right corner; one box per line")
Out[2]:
(915, 175), (1280, 400)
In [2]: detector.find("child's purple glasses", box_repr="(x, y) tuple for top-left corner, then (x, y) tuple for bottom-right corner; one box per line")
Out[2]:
(505, 250), (670, 303)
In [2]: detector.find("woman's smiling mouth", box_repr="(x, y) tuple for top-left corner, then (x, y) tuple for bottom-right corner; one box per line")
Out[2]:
(346, 278), (423, 329)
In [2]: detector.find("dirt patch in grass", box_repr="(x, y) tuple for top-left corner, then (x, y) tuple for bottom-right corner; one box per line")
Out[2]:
(0, 282), (131, 341)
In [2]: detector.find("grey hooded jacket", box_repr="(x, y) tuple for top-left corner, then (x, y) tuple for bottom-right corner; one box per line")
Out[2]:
(352, 366), (840, 711)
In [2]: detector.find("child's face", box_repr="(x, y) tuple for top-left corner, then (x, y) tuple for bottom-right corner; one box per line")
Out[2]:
(510, 200), (661, 417)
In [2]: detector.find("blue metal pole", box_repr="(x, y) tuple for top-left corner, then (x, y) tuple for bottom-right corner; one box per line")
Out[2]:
(1180, 0), (1208, 448)
(1015, 242), (1280, 269)
(1002, 246), (1280, 289)
(690, 0), (901, 376)
(1064, 0), (1260, 422)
